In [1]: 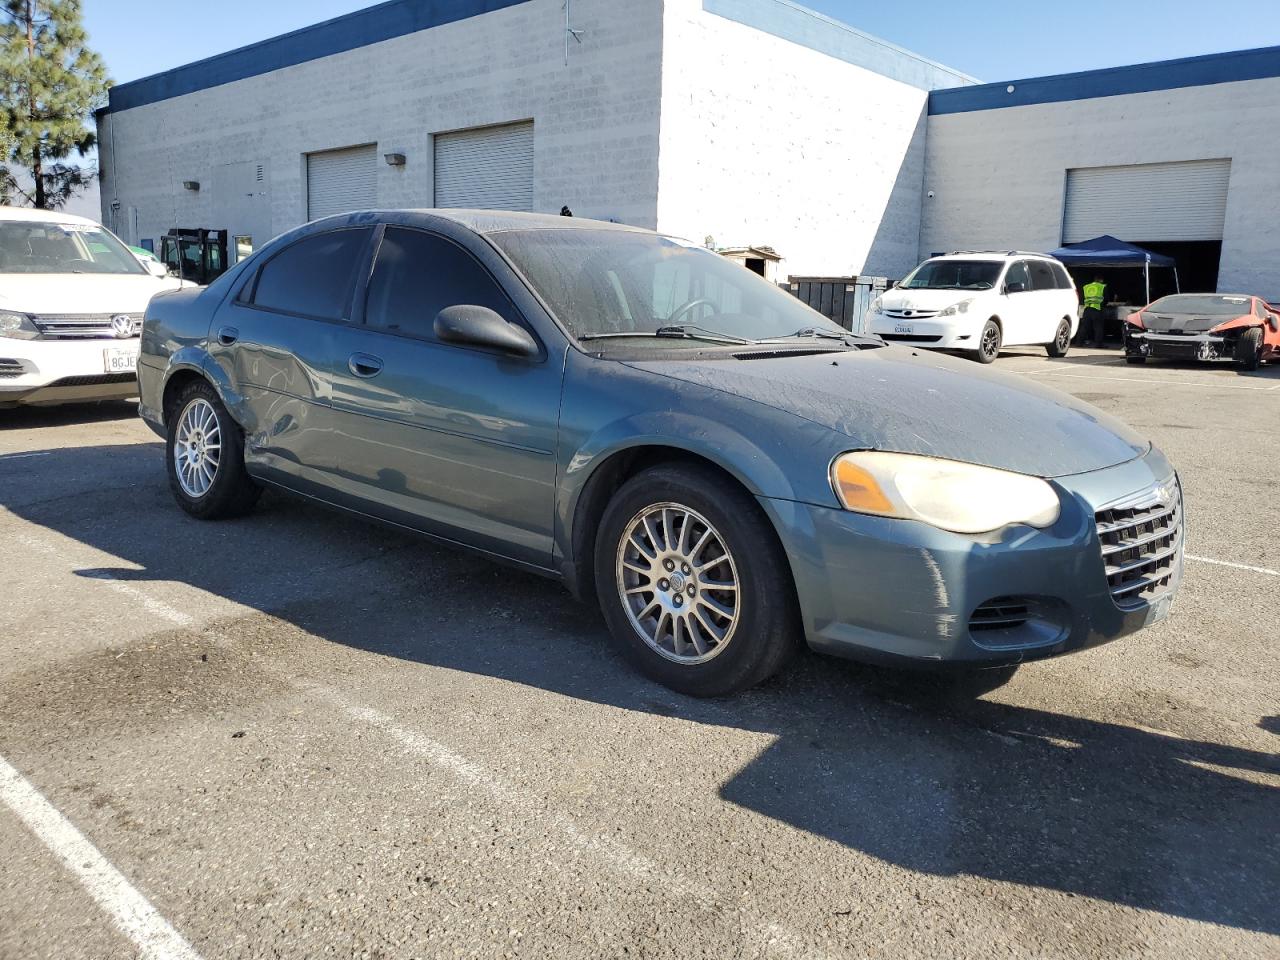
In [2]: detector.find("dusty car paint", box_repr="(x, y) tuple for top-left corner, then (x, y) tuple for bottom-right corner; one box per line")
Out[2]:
(138, 211), (1183, 669)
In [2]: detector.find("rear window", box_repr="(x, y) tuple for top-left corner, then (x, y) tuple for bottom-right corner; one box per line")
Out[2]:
(251, 229), (371, 320)
(1028, 260), (1058, 292)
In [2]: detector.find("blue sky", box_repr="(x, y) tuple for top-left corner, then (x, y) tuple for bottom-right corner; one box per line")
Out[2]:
(88, 0), (1280, 86)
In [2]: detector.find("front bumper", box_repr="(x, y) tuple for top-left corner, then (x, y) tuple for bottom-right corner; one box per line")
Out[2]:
(1126, 330), (1231, 362)
(867, 312), (980, 350)
(0, 338), (140, 406)
(762, 448), (1182, 668)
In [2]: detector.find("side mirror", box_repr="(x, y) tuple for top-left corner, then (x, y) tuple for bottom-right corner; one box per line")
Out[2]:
(1005, 281), (1027, 294)
(145, 258), (169, 278)
(434, 304), (538, 357)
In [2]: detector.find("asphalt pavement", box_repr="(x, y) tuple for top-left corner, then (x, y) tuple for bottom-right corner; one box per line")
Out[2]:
(1, 347), (1277, 960)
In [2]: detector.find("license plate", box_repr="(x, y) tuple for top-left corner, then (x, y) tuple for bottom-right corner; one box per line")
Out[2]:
(103, 348), (137, 374)
(894, 324), (914, 334)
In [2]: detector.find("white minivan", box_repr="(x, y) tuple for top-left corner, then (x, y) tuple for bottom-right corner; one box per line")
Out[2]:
(867, 252), (1079, 363)
(0, 207), (185, 408)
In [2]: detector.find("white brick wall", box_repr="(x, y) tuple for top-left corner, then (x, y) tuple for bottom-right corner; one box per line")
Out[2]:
(655, 0), (931, 280)
(921, 77), (1280, 298)
(97, 0), (663, 250)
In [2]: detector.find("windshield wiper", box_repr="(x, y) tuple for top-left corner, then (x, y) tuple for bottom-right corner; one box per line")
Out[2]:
(781, 327), (850, 341)
(578, 325), (753, 345)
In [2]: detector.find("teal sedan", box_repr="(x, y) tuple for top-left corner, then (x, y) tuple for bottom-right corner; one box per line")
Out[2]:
(138, 211), (1183, 696)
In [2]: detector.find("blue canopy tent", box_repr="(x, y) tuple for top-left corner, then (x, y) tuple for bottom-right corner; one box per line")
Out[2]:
(1047, 236), (1179, 305)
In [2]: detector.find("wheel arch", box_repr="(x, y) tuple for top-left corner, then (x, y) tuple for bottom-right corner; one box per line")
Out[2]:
(564, 442), (789, 605)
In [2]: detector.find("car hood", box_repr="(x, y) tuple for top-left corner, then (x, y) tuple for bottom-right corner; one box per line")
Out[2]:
(0, 273), (186, 314)
(626, 346), (1149, 478)
(879, 287), (991, 311)
(1141, 310), (1248, 333)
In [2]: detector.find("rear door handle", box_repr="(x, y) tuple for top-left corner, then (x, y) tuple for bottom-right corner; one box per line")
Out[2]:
(217, 325), (239, 345)
(348, 353), (384, 378)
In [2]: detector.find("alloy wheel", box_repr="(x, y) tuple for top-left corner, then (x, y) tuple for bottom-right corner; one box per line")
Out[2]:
(173, 397), (222, 498)
(982, 324), (1000, 360)
(615, 502), (740, 664)
(1056, 323), (1070, 353)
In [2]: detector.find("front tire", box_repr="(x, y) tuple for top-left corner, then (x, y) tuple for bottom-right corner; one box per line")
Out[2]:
(166, 379), (260, 520)
(1235, 327), (1263, 370)
(969, 320), (1001, 364)
(1046, 320), (1071, 358)
(594, 463), (799, 697)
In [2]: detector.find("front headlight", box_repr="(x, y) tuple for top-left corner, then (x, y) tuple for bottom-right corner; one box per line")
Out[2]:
(869, 296), (884, 314)
(830, 451), (1061, 534)
(937, 298), (974, 318)
(0, 311), (40, 340)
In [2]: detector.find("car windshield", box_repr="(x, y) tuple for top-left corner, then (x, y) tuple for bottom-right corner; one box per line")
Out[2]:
(0, 219), (146, 275)
(901, 259), (1003, 290)
(1147, 294), (1252, 316)
(490, 228), (846, 343)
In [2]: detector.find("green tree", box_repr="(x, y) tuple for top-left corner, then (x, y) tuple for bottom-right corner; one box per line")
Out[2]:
(0, 0), (107, 209)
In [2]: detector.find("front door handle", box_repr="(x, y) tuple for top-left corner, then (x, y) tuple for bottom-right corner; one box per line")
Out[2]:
(348, 353), (384, 378)
(217, 325), (239, 345)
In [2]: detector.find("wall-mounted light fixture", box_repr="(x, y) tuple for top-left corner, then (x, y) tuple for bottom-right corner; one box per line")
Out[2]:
(384, 152), (407, 167)
(182, 180), (200, 191)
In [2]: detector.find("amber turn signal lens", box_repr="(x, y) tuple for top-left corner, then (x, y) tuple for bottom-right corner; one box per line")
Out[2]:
(832, 458), (894, 514)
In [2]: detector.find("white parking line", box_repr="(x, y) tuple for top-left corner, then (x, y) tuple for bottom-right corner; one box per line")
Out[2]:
(1186, 554), (1280, 578)
(13, 531), (196, 628)
(0, 451), (53, 461)
(1024, 370), (1279, 391)
(0, 754), (202, 960)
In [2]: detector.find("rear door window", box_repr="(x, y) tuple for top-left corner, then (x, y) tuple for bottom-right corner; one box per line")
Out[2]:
(1028, 260), (1058, 292)
(363, 227), (519, 341)
(1052, 263), (1075, 290)
(251, 228), (371, 320)
(1004, 261), (1031, 292)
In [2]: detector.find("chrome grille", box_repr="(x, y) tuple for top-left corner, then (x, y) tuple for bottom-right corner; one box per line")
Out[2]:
(1095, 481), (1183, 610)
(884, 309), (940, 320)
(31, 314), (142, 340)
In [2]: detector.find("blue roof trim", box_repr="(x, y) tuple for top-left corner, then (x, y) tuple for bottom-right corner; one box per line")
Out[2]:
(930, 44), (1280, 115)
(702, 0), (974, 92)
(106, 0), (530, 113)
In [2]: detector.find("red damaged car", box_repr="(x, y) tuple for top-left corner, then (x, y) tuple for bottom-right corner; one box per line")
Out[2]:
(1125, 294), (1279, 370)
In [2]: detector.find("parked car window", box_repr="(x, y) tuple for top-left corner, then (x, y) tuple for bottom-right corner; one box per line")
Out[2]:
(364, 227), (517, 340)
(1028, 260), (1058, 292)
(1052, 263), (1075, 290)
(900, 259), (1003, 291)
(1147, 294), (1252, 316)
(1004, 261), (1031, 292)
(251, 228), (371, 320)
(0, 219), (145, 275)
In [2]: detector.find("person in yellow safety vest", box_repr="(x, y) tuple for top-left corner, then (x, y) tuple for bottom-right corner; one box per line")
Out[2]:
(1081, 275), (1108, 347)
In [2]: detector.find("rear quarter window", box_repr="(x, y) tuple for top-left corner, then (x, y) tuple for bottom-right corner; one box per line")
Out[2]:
(250, 228), (371, 320)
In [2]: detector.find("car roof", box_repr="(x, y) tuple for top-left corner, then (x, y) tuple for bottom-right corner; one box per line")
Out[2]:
(326, 209), (655, 237)
(0, 205), (101, 226)
(929, 251), (1056, 262)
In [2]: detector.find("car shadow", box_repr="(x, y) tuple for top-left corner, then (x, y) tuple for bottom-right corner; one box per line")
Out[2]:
(1044, 350), (1280, 380)
(0, 399), (139, 431)
(6, 441), (1277, 935)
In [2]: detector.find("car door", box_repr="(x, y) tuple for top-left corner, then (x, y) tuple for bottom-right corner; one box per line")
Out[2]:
(325, 225), (562, 568)
(1026, 259), (1064, 343)
(206, 226), (373, 493)
(999, 260), (1035, 345)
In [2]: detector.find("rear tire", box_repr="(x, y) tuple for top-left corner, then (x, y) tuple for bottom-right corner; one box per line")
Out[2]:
(1235, 327), (1263, 370)
(594, 463), (799, 697)
(1045, 320), (1071, 358)
(165, 379), (260, 520)
(969, 320), (1001, 364)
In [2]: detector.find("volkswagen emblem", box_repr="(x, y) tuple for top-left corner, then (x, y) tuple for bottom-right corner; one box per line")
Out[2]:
(111, 315), (135, 339)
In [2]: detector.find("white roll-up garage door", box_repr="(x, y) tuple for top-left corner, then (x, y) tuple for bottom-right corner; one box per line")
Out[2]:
(434, 121), (534, 211)
(1062, 159), (1231, 243)
(307, 144), (377, 221)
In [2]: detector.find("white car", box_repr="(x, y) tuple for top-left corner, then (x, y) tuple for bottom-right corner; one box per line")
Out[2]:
(867, 252), (1079, 363)
(0, 207), (185, 408)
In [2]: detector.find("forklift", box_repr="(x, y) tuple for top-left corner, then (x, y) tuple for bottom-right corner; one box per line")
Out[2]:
(160, 228), (229, 285)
